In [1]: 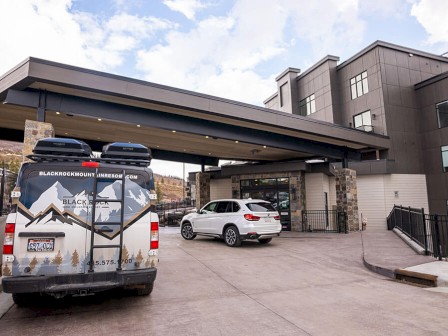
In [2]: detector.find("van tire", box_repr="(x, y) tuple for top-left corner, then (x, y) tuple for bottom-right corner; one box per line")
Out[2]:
(258, 238), (272, 244)
(12, 293), (32, 307)
(136, 283), (154, 296)
(224, 226), (242, 247)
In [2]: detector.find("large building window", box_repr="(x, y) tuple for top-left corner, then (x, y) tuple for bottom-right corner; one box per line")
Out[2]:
(354, 110), (373, 132)
(442, 146), (448, 172)
(350, 71), (369, 99)
(437, 100), (448, 128)
(298, 94), (316, 116)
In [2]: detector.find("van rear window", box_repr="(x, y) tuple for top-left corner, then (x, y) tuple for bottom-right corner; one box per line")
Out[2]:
(245, 202), (277, 212)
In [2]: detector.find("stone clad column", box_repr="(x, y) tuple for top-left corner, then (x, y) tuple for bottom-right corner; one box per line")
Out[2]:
(22, 120), (55, 161)
(335, 168), (359, 232)
(289, 172), (306, 231)
(195, 172), (210, 209)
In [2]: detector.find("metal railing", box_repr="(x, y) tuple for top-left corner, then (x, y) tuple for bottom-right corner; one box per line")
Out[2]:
(154, 200), (196, 225)
(302, 210), (347, 233)
(387, 205), (448, 259)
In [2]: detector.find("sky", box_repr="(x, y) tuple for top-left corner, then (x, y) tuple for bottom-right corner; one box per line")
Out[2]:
(0, 0), (447, 178)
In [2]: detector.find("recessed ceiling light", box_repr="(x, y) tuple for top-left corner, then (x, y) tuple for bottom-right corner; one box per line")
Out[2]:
(64, 132), (68, 135)
(208, 153), (211, 155)
(156, 145), (160, 148)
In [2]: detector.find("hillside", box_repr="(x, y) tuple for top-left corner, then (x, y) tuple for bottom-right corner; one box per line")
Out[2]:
(154, 174), (185, 202)
(0, 140), (22, 173)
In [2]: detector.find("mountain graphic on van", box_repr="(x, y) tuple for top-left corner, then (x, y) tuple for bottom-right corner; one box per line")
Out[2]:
(29, 181), (73, 215)
(20, 178), (153, 240)
(97, 180), (151, 220)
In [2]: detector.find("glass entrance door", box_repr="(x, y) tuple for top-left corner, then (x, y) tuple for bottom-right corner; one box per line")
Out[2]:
(240, 178), (291, 231)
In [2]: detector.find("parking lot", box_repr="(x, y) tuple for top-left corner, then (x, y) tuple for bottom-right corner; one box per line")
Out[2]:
(1, 226), (448, 335)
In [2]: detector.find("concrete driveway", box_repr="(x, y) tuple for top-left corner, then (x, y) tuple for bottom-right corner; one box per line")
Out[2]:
(1, 227), (448, 335)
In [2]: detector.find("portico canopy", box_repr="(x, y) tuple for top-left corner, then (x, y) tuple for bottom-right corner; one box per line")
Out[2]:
(0, 57), (390, 165)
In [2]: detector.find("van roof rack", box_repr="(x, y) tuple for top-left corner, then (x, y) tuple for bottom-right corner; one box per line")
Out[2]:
(27, 138), (152, 166)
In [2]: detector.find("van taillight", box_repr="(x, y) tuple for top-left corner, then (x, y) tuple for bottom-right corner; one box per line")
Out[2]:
(3, 223), (15, 255)
(150, 221), (159, 249)
(244, 214), (260, 221)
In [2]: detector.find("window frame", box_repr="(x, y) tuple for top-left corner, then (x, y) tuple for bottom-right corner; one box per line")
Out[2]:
(350, 71), (369, 99)
(436, 100), (448, 129)
(353, 110), (373, 132)
(298, 94), (316, 116)
(441, 145), (448, 173)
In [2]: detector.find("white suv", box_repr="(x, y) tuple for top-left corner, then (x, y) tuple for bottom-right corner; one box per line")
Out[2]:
(180, 199), (282, 247)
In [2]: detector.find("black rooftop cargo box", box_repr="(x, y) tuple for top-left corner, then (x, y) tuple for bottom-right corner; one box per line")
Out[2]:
(101, 142), (151, 162)
(33, 138), (92, 157)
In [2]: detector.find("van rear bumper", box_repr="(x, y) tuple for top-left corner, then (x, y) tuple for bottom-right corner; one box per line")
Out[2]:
(2, 268), (157, 295)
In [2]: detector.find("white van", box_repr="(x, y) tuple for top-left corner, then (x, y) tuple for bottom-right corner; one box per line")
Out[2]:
(1, 138), (159, 305)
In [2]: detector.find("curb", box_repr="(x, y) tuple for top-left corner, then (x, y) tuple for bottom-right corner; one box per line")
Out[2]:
(392, 228), (426, 255)
(0, 292), (13, 318)
(362, 255), (395, 279)
(363, 254), (440, 287)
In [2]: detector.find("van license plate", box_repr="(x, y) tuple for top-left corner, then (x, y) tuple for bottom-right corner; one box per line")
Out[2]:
(27, 239), (55, 252)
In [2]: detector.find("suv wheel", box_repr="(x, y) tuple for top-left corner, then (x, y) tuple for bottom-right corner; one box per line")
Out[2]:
(181, 222), (196, 240)
(258, 238), (272, 245)
(224, 225), (242, 247)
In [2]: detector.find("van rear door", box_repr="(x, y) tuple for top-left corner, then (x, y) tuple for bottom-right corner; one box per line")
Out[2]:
(84, 168), (154, 273)
(12, 166), (93, 277)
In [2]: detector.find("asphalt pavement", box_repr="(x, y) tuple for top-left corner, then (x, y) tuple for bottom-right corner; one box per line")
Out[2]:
(1, 218), (448, 320)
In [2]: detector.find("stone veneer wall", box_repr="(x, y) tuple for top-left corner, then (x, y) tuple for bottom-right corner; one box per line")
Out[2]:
(195, 172), (211, 209)
(230, 171), (305, 232)
(289, 172), (306, 231)
(335, 168), (359, 232)
(23, 120), (55, 161)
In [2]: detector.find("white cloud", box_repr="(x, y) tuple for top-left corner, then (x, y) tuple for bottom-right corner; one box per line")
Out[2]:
(136, 0), (368, 105)
(163, 0), (208, 20)
(284, 0), (366, 57)
(360, 0), (407, 18)
(150, 159), (200, 179)
(411, 0), (448, 47)
(0, 0), (175, 75)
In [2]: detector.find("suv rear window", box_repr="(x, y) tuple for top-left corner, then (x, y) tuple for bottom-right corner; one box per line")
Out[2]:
(245, 202), (277, 212)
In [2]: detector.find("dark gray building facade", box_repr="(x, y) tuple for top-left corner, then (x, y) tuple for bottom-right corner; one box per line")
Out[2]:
(264, 41), (448, 215)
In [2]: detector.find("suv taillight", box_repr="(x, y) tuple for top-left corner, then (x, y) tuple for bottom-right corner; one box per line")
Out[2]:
(244, 214), (260, 221)
(3, 223), (15, 254)
(150, 221), (159, 249)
